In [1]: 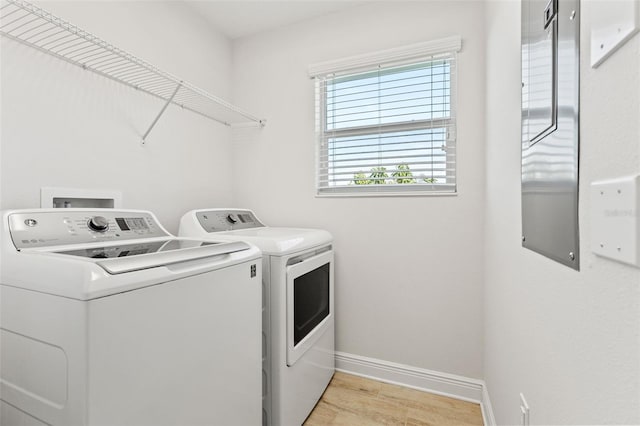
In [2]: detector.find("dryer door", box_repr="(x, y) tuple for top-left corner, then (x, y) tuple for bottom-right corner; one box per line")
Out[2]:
(285, 249), (333, 366)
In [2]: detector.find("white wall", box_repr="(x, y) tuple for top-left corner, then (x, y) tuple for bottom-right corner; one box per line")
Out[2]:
(484, 1), (640, 424)
(1, 1), (234, 232)
(231, 1), (486, 378)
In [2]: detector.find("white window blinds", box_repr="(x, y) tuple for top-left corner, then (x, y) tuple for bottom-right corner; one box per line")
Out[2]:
(310, 37), (460, 196)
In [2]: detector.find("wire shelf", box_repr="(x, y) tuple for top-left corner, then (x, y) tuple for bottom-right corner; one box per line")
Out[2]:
(0, 0), (265, 141)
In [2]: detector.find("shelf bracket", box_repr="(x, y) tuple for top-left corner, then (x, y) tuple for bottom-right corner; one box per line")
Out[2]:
(141, 82), (182, 145)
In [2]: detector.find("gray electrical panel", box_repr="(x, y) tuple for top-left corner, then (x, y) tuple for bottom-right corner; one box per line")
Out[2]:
(521, 0), (580, 269)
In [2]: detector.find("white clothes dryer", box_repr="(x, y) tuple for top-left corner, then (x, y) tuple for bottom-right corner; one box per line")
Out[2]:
(179, 209), (334, 426)
(0, 208), (262, 426)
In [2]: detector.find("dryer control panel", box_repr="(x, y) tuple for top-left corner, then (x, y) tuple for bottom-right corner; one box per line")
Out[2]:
(8, 210), (170, 250)
(196, 209), (264, 233)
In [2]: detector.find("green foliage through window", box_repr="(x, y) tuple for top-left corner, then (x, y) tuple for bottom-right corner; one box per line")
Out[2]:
(353, 163), (438, 185)
(370, 167), (389, 185)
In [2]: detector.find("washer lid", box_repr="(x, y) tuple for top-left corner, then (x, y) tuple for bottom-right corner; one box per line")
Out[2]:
(54, 238), (251, 274)
(57, 238), (211, 258)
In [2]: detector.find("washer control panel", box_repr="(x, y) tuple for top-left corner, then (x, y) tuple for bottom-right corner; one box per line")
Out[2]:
(8, 210), (169, 250)
(196, 209), (264, 233)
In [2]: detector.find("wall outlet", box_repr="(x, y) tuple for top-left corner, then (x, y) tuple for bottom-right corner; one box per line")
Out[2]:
(520, 393), (530, 426)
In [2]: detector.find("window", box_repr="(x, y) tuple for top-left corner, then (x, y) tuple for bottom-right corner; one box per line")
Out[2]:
(310, 37), (461, 196)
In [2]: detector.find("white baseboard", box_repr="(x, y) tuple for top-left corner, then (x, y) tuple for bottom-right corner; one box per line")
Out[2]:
(481, 383), (497, 426)
(334, 351), (496, 425)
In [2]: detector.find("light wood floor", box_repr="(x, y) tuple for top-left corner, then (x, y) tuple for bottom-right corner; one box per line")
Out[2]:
(303, 372), (484, 426)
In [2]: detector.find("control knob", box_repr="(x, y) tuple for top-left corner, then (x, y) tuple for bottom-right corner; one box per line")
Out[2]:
(88, 216), (109, 232)
(226, 214), (238, 224)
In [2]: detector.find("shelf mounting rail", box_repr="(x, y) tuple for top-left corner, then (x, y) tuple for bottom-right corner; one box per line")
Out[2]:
(0, 0), (266, 143)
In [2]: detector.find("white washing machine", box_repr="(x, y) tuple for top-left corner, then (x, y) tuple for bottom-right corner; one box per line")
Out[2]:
(179, 209), (334, 426)
(0, 208), (262, 426)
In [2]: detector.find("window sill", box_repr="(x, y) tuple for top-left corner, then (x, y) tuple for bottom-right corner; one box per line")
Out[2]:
(315, 191), (458, 198)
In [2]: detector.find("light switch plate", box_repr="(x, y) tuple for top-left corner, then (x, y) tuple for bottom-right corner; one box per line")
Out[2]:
(591, 175), (640, 267)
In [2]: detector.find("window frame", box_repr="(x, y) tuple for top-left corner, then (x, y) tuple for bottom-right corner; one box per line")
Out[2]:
(310, 36), (462, 197)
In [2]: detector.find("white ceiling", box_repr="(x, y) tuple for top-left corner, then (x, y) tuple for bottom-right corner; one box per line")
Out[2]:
(184, 1), (367, 40)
